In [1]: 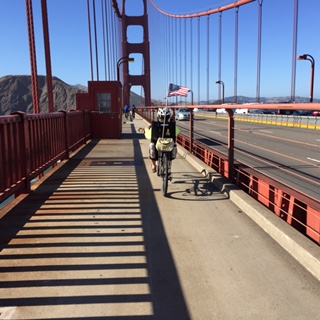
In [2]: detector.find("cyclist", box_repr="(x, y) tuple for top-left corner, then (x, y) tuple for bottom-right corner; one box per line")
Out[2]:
(144, 108), (180, 172)
(124, 104), (130, 119)
(131, 104), (136, 119)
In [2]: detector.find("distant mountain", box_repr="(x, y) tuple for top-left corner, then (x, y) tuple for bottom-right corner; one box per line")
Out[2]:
(0, 75), (87, 115)
(1, 76), (317, 115)
(0, 75), (158, 115)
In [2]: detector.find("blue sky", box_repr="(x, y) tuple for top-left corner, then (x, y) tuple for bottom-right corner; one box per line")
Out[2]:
(0, 0), (319, 102)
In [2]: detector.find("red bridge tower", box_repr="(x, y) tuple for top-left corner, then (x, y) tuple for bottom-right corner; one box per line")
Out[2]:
(122, 0), (151, 107)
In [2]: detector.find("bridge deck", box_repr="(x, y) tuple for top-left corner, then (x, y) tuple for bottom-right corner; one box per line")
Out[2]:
(0, 116), (319, 320)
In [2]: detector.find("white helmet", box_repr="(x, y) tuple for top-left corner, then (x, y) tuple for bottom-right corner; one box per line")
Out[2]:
(157, 108), (172, 122)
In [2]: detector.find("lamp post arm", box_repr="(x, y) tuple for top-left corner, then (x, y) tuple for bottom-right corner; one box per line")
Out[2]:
(305, 55), (315, 103)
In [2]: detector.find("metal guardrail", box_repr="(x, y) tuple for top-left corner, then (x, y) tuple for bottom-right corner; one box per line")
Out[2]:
(200, 111), (320, 130)
(178, 134), (319, 245)
(0, 110), (91, 205)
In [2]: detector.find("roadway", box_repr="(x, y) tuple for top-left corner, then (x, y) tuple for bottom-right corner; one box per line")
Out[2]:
(177, 113), (320, 201)
(0, 115), (319, 319)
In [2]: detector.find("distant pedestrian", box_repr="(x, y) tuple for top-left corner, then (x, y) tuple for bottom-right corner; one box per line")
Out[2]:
(124, 104), (130, 119)
(131, 104), (136, 118)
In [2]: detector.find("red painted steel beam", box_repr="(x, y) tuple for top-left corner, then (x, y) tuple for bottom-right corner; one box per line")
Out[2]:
(41, 0), (54, 113)
(111, 0), (122, 19)
(87, 0), (94, 81)
(26, 0), (40, 114)
(122, 0), (151, 106)
(150, 0), (255, 19)
(226, 109), (235, 180)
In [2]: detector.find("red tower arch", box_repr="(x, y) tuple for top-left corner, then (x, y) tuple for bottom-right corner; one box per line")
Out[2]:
(122, 0), (151, 107)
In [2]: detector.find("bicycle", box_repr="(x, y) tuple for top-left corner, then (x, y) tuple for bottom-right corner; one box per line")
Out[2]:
(139, 121), (177, 197)
(155, 137), (175, 196)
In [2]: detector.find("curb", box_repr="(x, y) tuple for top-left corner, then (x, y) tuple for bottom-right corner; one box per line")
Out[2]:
(177, 145), (320, 282)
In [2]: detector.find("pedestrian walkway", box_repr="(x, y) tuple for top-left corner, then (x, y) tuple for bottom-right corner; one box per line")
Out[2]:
(0, 115), (319, 320)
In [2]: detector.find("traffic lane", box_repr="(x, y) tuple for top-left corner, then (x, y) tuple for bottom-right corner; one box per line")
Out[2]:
(191, 118), (320, 174)
(193, 115), (320, 146)
(178, 119), (320, 200)
(192, 130), (320, 201)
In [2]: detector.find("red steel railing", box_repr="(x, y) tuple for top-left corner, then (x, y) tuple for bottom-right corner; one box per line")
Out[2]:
(0, 110), (91, 204)
(178, 134), (320, 245)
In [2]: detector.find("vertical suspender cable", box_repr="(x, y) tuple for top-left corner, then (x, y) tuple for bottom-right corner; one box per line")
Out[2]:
(92, 0), (99, 80)
(176, 19), (178, 85)
(87, 0), (94, 81)
(110, 2), (116, 80)
(170, 18), (173, 84)
(291, 0), (299, 102)
(162, 14), (167, 97)
(256, 0), (263, 102)
(101, 0), (107, 80)
(234, 7), (239, 104)
(218, 12), (222, 102)
(165, 16), (169, 88)
(104, 0), (111, 80)
(190, 19), (193, 94)
(198, 17), (200, 104)
(179, 19), (182, 85)
(164, 17), (170, 88)
(166, 16), (169, 84)
(41, 0), (54, 113)
(26, 0), (40, 114)
(184, 19), (187, 88)
(175, 18), (178, 105)
(172, 18), (177, 104)
(171, 18), (174, 84)
(206, 15), (210, 104)
(170, 19), (174, 82)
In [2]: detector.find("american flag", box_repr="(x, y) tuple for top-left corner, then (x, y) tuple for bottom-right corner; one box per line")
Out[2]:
(167, 83), (190, 97)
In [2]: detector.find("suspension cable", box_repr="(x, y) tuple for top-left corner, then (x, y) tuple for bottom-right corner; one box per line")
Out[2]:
(149, 0), (255, 19)
(206, 14), (210, 104)
(197, 18), (200, 104)
(256, 0), (263, 102)
(234, 7), (239, 103)
(92, 0), (99, 81)
(101, 0), (107, 80)
(87, 0), (94, 81)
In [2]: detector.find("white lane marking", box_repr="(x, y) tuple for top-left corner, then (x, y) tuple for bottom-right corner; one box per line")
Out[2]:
(316, 139), (320, 142)
(211, 131), (222, 134)
(259, 130), (273, 134)
(307, 157), (320, 163)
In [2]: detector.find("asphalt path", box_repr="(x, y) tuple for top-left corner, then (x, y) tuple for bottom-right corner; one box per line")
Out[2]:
(177, 115), (320, 201)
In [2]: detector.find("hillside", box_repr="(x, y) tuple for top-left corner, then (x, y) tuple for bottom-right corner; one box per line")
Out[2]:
(0, 75), (87, 115)
(1, 75), (317, 115)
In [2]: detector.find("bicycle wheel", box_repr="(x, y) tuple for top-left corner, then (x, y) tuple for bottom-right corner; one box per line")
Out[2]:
(156, 156), (161, 177)
(162, 153), (169, 196)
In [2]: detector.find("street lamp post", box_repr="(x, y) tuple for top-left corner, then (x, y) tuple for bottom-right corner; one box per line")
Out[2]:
(117, 57), (134, 107)
(297, 54), (315, 103)
(117, 57), (135, 83)
(216, 80), (225, 104)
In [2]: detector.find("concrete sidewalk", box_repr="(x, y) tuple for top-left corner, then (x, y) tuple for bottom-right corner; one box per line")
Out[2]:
(0, 115), (318, 320)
